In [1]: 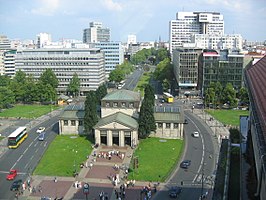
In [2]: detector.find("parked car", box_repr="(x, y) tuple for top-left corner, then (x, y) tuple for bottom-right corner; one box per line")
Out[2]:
(169, 186), (182, 198)
(37, 127), (45, 134)
(6, 169), (17, 180)
(10, 179), (22, 191)
(180, 160), (191, 169)
(192, 131), (200, 138)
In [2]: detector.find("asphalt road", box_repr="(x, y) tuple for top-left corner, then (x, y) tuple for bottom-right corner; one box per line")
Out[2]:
(0, 115), (59, 199)
(123, 68), (143, 90)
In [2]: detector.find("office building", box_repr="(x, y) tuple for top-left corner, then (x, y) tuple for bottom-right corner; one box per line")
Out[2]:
(4, 50), (17, 77)
(127, 34), (137, 46)
(169, 12), (224, 54)
(192, 34), (243, 50)
(15, 48), (106, 94)
(199, 49), (244, 95)
(172, 48), (202, 95)
(83, 22), (110, 43)
(0, 35), (11, 50)
(36, 33), (52, 48)
(244, 55), (266, 199)
(94, 42), (124, 76)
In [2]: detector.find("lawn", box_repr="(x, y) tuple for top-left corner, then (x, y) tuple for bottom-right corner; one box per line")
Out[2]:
(134, 72), (151, 96)
(206, 109), (249, 126)
(0, 104), (59, 119)
(34, 135), (93, 177)
(128, 137), (184, 182)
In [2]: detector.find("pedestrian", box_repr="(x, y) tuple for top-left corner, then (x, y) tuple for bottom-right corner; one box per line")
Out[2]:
(54, 177), (57, 183)
(38, 185), (42, 193)
(32, 186), (36, 194)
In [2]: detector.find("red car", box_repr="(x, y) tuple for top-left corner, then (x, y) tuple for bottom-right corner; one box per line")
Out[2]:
(6, 169), (17, 180)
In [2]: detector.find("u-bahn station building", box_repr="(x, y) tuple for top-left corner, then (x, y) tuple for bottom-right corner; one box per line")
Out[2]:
(59, 89), (185, 147)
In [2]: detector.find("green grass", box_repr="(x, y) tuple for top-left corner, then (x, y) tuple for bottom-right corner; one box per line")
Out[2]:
(34, 135), (93, 177)
(128, 137), (184, 182)
(0, 104), (59, 119)
(206, 109), (249, 126)
(0, 136), (4, 141)
(134, 72), (151, 96)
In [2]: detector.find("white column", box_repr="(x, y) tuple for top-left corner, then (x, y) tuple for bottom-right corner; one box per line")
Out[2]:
(107, 130), (113, 146)
(120, 131), (125, 147)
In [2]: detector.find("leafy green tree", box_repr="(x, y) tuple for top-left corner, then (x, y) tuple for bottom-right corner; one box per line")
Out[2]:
(23, 76), (39, 103)
(96, 84), (107, 105)
(37, 82), (57, 102)
(84, 91), (98, 134)
(108, 68), (125, 83)
(0, 75), (11, 87)
(67, 73), (80, 97)
(204, 87), (215, 108)
(157, 48), (169, 62)
(153, 58), (173, 81)
(9, 70), (27, 102)
(222, 83), (238, 108)
(238, 87), (249, 106)
(0, 86), (15, 108)
(138, 85), (156, 138)
(39, 68), (58, 89)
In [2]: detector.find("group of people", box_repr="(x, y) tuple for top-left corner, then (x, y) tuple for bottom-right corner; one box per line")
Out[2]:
(97, 150), (125, 160)
(73, 181), (82, 189)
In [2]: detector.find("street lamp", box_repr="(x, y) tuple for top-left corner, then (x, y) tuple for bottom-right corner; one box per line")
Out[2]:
(73, 149), (78, 177)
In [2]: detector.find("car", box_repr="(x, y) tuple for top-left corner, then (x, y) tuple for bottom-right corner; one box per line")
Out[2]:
(180, 160), (191, 169)
(38, 132), (46, 141)
(37, 127), (45, 134)
(169, 186), (182, 198)
(192, 131), (200, 138)
(184, 119), (188, 124)
(10, 179), (22, 191)
(6, 169), (17, 180)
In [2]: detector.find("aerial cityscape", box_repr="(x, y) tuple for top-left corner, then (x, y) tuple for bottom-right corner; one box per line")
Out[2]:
(0, 0), (266, 200)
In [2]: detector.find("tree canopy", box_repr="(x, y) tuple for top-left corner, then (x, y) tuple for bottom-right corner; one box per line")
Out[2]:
(67, 73), (80, 97)
(39, 68), (59, 89)
(84, 91), (98, 134)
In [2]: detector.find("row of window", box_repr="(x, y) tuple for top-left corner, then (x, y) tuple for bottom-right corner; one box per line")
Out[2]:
(105, 102), (135, 108)
(157, 123), (179, 129)
(64, 120), (83, 126)
(24, 57), (98, 60)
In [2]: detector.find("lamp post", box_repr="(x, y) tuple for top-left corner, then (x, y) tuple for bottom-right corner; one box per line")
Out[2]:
(73, 149), (78, 177)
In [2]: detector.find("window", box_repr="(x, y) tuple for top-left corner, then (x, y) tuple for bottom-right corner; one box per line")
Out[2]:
(64, 120), (68, 126)
(158, 123), (163, 128)
(78, 121), (83, 126)
(106, 102), (110, 107)
(121, 102), (126, 107)
(129, 102), (134, 108)
(166, 123), (171, 128)
(113, 102), (118, 107)
(71, 120), (76, 126)
(174, 123), (179, 128)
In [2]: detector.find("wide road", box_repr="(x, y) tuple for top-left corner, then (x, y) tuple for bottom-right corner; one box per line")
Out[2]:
(0, 115), (59, 199)
(153, 108), (218, 200)
(123, 68), (143, 91)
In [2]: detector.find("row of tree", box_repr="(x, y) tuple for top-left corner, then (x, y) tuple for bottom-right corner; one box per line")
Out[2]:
(204, 82), (249, 109)
(0, 69), (81, 109)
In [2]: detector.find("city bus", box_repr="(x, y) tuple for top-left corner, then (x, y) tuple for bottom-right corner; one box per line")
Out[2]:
(8, 126), (28, 149)
(163, 92), (174, 103)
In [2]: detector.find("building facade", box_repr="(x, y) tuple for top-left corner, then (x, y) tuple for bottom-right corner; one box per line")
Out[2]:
(199, 49), (244, 95)
(4, 50), (16, 77)
(36, 33), (52, 48)
(172, 48), (202, 95)
(94, 42), (124, 76)
(83, 22), (110, 43)
(169, 11), (224, 54)
(245, 55), (266, 199)
(191, 34), (243, 50)
(15, 48), (106, 94)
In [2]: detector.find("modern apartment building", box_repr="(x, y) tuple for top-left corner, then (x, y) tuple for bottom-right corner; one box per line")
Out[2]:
(4, 50), (17, 77)
(199, 49), (244, 95)
(15, 48), (106, 94)
(172, 48), (202, 95)
(0, 35), (12, 75)
(93, 42), (124, 76)
(192, 34), (243, 50)
(83, 22), (110, 43)
(169, 12), (224, 54)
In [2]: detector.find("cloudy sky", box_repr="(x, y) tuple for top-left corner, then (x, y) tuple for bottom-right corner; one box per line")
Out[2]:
(0, 0), (265, 42)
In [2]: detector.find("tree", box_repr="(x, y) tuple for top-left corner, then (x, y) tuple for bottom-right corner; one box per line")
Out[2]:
(37, 82), (57, 102)
(157, 48), (169, 62)
(222, 83), (238, 108)
(204, 87), (215, 108)
(84, 91), (98, 134)
(0, 75), (11, 87)
(153, 58), (173, 82)
(138, 85), (156, 138)
(0, 86), (15, 108)
(39, 68), (58, 89)
(108, 69), (125, 83)
(67, 73), (80, 97)
(96, 84), (107, 105)
(238, 87), (249, 106)
(9, 70), (27, 102)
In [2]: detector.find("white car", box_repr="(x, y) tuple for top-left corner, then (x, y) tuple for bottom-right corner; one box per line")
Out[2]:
(192, 131), (200, 138)
(36, 127), (45, 134)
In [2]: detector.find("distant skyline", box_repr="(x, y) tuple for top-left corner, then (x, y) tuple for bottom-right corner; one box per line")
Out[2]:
(0, 0), (265, 42)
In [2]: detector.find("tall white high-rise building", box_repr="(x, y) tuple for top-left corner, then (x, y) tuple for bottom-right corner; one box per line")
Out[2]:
(36, 33), (52, 48)
(127, 34), (137, 45)
(169, 12), (224, 54)
(83, 22), (110, 43)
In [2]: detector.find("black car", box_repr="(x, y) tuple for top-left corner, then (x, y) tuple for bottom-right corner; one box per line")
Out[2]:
(180, 160), (191, 169)
(169, 186), (182, 198)
(10, 179), (22, 191)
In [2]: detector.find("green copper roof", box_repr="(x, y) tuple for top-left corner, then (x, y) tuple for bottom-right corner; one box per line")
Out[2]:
(102, 89), (140, 101)
(94, 112), (138, 129)
(154, 112), (183, 122)
(60, 110), (85, 119)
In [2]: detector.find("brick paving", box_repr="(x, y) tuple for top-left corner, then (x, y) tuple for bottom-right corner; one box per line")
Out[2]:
(86, 165), (119, 179)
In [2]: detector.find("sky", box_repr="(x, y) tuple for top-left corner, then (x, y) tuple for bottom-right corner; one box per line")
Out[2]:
(0, 0), (265, 43)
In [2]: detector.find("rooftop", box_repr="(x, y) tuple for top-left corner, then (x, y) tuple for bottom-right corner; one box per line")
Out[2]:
(102, 89), (141, 102)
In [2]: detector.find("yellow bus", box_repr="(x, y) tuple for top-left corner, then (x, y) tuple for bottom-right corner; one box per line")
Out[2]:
(8, 126), (28, 149)
(163, 92), (174, 103)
